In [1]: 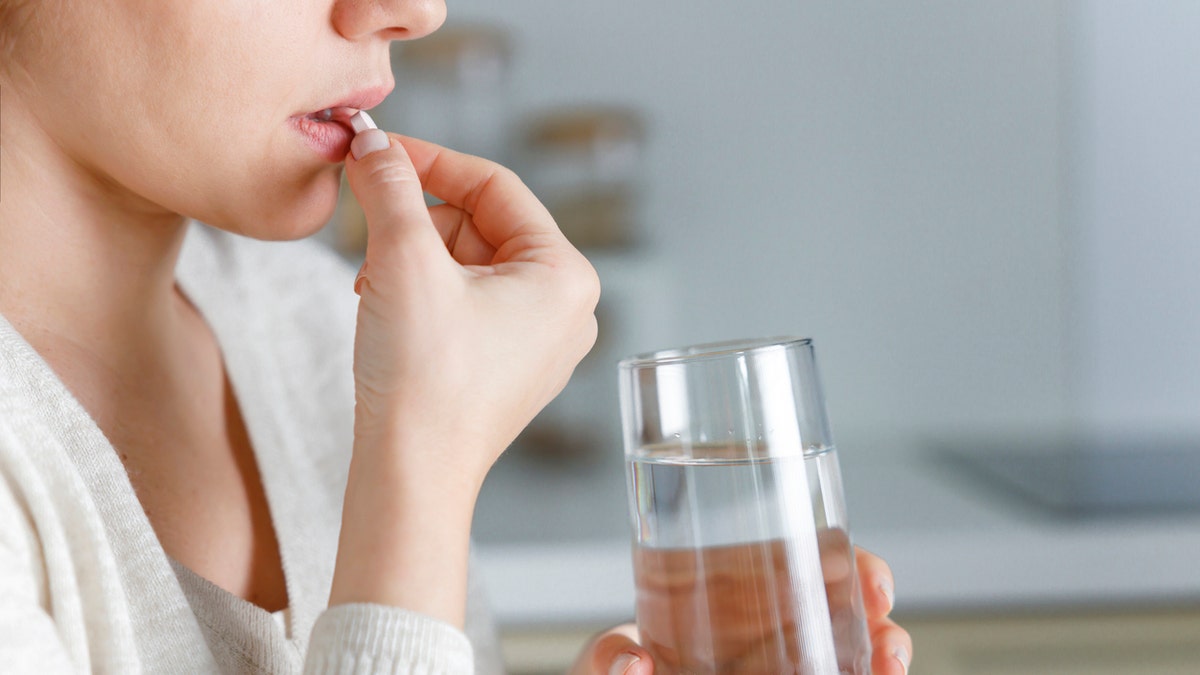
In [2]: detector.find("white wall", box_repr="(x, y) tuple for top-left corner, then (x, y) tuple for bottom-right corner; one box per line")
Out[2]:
(1066, 1), (1200, 436)
(432, 1), (1071, 444)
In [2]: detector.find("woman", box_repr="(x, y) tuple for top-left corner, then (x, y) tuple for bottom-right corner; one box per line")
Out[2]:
(0, 0), (913, 673)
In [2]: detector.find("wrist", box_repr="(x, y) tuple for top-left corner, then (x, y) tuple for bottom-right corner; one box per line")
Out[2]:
(351, 416), (486, 491)
(330, 432), (483, 627)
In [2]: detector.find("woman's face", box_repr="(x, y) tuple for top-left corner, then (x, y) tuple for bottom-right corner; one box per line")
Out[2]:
(3, 0), (445, 239)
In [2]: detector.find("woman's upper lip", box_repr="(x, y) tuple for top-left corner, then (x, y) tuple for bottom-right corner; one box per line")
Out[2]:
(303, 84), (393, 117)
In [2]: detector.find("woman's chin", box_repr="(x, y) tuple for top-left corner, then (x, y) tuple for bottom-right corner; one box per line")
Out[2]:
(230, 179), (342, 242)
(190, 160), (349, 241)
(244, 211), (336, 242)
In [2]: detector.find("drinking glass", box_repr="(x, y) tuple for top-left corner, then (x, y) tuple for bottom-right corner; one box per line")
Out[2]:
(618, 337), (871, 675)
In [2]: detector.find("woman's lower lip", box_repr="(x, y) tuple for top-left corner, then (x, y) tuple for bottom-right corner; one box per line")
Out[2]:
(291, 116), (354, 162)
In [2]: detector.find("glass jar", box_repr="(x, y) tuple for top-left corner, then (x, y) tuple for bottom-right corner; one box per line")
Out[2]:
(380, 23), (513, 162)
(519, 106), (646, 251)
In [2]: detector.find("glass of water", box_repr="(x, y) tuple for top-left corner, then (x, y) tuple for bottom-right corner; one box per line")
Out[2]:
(618, 337), (871, 675)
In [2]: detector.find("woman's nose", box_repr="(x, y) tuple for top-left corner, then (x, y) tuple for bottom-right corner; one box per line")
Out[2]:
(333, 0), (447, 42)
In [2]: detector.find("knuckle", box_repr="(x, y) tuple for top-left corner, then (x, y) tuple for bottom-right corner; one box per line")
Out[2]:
(581, 314), (599, 353)
(494, 163), (522, 185)
(581, 262), (602, 307)
(483, 162), (522, 188)
(559, 258), (602, 309)
(466, 163), (523, 211)
(360, 158), (421, 191)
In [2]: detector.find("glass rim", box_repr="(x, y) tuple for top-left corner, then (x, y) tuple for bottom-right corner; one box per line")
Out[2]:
(618, 336), (812, 369)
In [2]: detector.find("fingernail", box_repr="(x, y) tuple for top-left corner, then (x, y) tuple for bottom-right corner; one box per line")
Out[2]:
(609, 652), (641, 675)
(351, 129), (390, 159)
(893, 645), (910, 674)
(880, 578), (895, 612)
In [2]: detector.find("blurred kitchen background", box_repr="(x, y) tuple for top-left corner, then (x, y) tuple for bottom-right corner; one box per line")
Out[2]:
(321, 1), (1200, 673)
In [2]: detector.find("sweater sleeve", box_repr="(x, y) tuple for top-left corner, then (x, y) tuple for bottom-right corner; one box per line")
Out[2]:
(465, 550), (505, 675)
(303, 604), (475, 675)
(0, 424), (145, 674)
(0, 595), (82, 674)
(0, 497), (89, 674)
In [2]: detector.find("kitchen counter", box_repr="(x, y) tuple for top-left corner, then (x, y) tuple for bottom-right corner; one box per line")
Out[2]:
(475, 437), (1200, 627)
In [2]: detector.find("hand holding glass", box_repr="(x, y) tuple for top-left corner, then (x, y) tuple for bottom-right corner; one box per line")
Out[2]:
(619, 338), (871, 675)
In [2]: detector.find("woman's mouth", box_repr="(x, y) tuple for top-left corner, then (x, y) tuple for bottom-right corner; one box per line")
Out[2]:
(289, 84), (392, 162)
(291, 107), (362, 162)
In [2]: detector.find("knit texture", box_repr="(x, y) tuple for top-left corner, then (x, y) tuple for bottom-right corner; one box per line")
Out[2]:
(0, 223), (502, 674)
(305, 605), (474, 675)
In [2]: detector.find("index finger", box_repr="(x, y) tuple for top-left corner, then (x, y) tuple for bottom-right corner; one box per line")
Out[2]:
(394, 135), (562, 249)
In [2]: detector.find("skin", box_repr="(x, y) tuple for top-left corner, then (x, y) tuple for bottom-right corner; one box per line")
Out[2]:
(0, 1), (912, 672)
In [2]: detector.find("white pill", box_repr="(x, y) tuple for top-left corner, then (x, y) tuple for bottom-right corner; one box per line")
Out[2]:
(350, 110), (378, 134)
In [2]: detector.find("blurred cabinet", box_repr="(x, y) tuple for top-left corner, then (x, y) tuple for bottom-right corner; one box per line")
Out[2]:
(496, 609), (1200, 675)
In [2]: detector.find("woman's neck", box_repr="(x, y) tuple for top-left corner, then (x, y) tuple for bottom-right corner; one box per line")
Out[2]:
(0, 83), (192, 372)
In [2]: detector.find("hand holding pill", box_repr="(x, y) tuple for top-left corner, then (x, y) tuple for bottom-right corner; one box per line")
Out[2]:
(340, 114), (600, 492)
(326, 113), (599, 625)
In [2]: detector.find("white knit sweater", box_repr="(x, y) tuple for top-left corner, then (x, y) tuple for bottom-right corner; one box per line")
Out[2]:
(0, 224), (503, 674)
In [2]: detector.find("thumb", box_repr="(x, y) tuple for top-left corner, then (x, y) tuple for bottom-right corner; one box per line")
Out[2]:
(571, 625), (654, 675)
(343, 128), (446, 261)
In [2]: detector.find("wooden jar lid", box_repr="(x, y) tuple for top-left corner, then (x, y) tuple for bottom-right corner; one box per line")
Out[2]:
(524, 107), (645, 150)
(394, 24), (511, 73)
